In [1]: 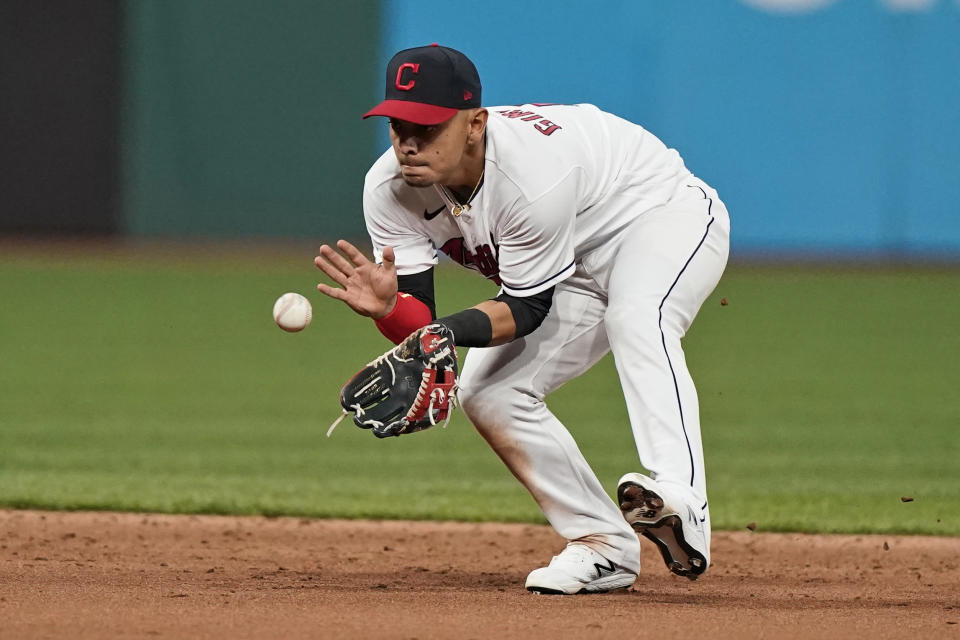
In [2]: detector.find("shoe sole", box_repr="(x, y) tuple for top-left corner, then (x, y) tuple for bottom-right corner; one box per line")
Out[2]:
(617, 481), (707, 581)
(526, 586), (622, 595)
(526, 576), (635, 595)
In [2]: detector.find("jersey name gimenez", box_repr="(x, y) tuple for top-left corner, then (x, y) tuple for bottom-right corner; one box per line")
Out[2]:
(362, 103), (692, 297)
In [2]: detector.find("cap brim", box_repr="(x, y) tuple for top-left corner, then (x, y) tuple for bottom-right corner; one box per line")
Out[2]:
(362, 100), (458, 125)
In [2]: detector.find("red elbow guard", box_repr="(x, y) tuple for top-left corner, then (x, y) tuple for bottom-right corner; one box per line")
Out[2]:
(374, 293), (433, 344)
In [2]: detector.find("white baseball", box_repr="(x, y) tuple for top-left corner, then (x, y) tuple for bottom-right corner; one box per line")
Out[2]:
(272, 292), (312, 332)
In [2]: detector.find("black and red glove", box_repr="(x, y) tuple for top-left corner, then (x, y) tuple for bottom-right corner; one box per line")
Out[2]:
(335, 324), (458, 438)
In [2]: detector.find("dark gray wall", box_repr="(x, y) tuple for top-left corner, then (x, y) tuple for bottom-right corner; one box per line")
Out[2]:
(0, 1), (122, 234)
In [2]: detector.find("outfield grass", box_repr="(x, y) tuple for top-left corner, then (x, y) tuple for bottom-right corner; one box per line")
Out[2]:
(1, 247), (957, 535)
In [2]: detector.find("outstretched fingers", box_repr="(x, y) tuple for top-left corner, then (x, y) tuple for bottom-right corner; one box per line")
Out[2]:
(316, 282), (348, 301)
(314, 240), (398, 318)
(314, 254), (349, 288)
(317, 244), (358, 278)
(336, 239), (373, 268)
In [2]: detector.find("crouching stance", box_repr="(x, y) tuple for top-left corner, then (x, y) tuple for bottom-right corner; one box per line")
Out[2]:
(317, 44), (729, 594)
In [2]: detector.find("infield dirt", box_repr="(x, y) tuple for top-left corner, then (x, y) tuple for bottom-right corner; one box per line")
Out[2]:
(1, 510), (957, 639)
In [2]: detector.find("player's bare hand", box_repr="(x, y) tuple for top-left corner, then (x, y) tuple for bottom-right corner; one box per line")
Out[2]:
(315, 240), (398, 319)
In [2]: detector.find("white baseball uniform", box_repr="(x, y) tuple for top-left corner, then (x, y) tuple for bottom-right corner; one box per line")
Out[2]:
(363, 103), (730, 572)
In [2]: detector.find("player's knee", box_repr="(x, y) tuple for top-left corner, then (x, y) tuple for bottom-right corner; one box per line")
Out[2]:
(457, 381), (497, 421)
(604, 300), (660, 343)
(458, 382), (520, 432)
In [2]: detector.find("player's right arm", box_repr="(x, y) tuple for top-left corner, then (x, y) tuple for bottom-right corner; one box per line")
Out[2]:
(316, 237), (553, 348)
(316, 161), (441, 341)
(315, 238), (437, 343)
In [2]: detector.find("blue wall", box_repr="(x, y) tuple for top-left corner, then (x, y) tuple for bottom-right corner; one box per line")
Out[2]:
(382, 1), (960, 256)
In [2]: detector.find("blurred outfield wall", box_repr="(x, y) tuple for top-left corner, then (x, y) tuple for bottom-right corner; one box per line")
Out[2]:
(121, 0), (380, 240)
(3, 1), (957, 256)
(384, 0), (960, 256)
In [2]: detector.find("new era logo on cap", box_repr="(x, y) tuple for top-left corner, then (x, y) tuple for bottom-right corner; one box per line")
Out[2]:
(363, 44), (482, 125)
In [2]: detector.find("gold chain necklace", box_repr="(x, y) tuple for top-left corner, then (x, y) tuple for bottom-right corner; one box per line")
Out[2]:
(444, 169), (484, 217)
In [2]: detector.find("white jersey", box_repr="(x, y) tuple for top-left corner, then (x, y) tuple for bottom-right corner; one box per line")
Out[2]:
(363, 103), (693, 297)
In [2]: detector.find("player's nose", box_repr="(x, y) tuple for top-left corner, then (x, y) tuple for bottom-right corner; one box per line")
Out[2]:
(396, 134), (420, 155)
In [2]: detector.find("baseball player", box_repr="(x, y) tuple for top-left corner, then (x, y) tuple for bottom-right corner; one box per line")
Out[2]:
(315, 44), (730, 594)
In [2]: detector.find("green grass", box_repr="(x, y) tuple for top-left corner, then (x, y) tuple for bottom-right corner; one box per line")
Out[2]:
(1, 249), (958, 535)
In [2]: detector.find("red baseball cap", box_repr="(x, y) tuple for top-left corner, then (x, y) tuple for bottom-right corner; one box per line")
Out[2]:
(363, 44), (482, 125)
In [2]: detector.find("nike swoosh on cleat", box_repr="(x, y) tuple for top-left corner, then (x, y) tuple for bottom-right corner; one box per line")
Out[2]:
(423, 205), (445, 220)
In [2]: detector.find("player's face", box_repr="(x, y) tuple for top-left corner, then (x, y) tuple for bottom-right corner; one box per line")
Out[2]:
(389, 112), (472, 187)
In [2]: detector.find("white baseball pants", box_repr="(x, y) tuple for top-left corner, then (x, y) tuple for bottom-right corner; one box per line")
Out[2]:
(457, 180), (730, 572)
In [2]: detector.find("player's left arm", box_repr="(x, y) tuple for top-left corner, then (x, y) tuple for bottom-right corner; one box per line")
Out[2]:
(436, 287), (554, 347)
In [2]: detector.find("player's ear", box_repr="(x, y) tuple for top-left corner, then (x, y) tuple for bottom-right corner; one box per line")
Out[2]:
(467, 108), (487, 146)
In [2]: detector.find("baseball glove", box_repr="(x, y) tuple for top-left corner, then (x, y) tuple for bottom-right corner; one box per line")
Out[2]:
(327, 324), (459, 438)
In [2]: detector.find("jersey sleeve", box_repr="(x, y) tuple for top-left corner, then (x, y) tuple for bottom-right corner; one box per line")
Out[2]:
(496, 171), (579, 297)
(363, 179), (438, 275)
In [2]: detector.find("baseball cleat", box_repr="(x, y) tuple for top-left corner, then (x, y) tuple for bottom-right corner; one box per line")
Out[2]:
(617, 472), (709, 581)
(524, 543), (637, 595)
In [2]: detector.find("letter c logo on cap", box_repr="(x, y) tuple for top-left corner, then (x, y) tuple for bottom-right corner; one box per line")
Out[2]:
(395, 63), (420, 91)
